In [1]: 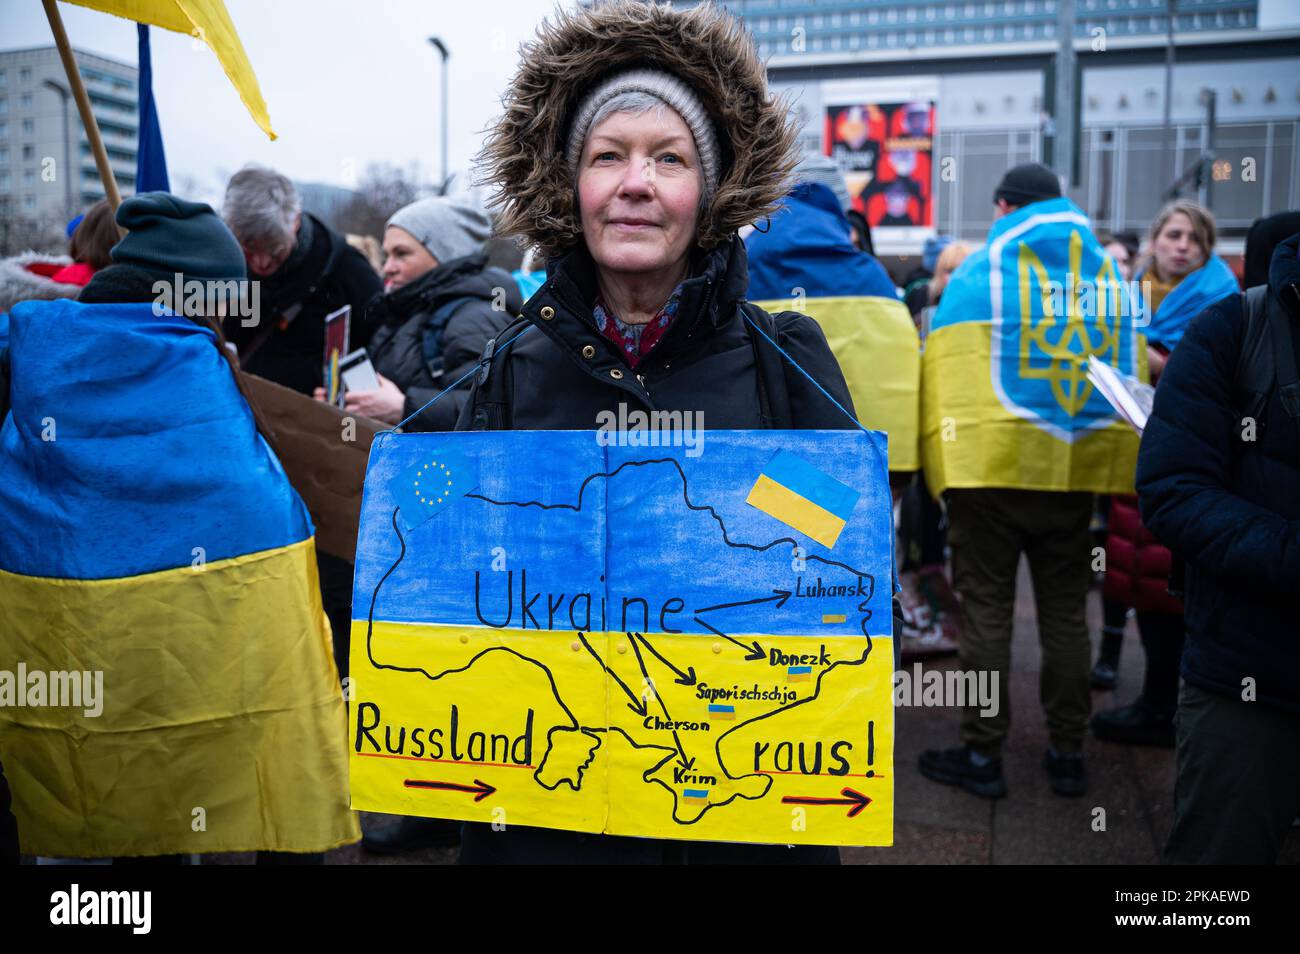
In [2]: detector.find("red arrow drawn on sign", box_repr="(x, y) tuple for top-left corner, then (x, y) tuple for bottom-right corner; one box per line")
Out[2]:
(403, 778), (497, 802)
(781, 788), (871, 817)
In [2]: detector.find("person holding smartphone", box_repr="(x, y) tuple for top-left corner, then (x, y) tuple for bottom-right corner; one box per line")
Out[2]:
(317, 197), (521, 431)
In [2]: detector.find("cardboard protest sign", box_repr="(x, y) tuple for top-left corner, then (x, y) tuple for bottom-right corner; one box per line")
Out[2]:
(240, 372), (382, 561)
(349, 430), (895, 846)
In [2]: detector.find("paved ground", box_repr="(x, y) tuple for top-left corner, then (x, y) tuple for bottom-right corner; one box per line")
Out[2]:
(203, 560), (1299, 865)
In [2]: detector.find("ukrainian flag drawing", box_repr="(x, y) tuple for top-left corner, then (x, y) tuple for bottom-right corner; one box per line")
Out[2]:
(788, 666), (813, 683)
(0, 299), (360, 858)
(746, 450), (860, 548)
(708, 704), (737, 721)
(684, 789), (710, 803)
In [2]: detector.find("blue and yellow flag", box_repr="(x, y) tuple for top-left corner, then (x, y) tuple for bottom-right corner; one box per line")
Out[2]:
(746, 449), (861, 548)
(921, 197), (1145, 497)
(748, 183), (920, 471)
(0, 298), (358, 857)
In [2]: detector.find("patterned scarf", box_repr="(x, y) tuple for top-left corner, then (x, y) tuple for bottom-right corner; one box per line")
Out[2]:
(593, 283), (684, 368)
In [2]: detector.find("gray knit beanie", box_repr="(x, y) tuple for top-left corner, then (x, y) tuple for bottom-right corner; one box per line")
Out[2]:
(385, 196), (491, 265)
(565, 68), (721, 197)
(796, 153), (851, 213)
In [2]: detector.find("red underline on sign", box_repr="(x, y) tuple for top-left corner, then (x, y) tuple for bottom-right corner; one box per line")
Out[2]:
(757, 769), (886, 779)
(354, 752), (535, 769)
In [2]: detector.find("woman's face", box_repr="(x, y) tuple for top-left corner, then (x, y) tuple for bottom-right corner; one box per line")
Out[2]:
(1104, 240), (1132, 282)
(1152, 212), (1205, 280)
(577, 107), (702, 280)
(382, 226), (438, 293)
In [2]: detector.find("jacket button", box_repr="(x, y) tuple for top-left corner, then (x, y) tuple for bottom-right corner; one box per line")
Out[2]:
(582, 345), (596, 359)
(610, 368), (624, 380)
(539, 306), (555, 320)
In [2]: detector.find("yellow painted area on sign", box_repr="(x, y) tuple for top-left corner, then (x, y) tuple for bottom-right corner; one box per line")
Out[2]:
(350, 621), (894, 847)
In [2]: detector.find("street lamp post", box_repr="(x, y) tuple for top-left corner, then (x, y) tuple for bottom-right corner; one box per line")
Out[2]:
(428, 36), (450, 193)
(43, 78), (74, 219)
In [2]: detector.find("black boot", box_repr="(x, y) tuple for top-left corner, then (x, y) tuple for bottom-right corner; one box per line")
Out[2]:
(1090, 701), (1176, 747)
(361, 816), (462, 855)
(1090, 602), (1128, 689)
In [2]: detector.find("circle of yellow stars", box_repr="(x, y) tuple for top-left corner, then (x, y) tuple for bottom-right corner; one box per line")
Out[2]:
(412, 461), (454, 506)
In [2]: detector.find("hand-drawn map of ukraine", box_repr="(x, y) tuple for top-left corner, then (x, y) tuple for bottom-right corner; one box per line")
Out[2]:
(349, 430), (895, 847)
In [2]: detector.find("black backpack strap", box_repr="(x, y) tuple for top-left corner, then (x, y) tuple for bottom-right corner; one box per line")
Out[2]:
(1267, 285), (1300, 426)
(421, 294), (479, 378)
(1234, 286), (1275, 431)
(465, 315), (532, 431)
(739, 302), (794, 429)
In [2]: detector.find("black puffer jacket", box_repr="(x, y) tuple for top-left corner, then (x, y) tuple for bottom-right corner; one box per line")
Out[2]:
(224, 213), (383, 394)
(457, 235), (857, 432)
(367, 252), (521, 431)
(1137, 232), (1300, 711)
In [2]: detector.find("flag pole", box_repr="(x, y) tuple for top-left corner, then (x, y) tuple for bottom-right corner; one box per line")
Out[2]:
(42, 0), (122, 213)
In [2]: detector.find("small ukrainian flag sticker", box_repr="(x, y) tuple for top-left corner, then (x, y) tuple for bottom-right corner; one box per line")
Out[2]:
(708, 704), (737, 721)
(745, 450), (860, 548)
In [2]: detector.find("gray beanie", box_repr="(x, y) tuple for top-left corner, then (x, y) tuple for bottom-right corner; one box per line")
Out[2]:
(796, 153), (851, 213)
(565, 68), (721, 197)
(385, 197), (491, 265)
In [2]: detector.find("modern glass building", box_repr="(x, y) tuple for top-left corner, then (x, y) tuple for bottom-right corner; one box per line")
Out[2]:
(673, 0), (1300, 251)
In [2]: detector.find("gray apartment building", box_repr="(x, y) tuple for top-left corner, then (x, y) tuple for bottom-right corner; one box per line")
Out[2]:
(673, 0), (1300, 252)
(0, 46), (138, 235)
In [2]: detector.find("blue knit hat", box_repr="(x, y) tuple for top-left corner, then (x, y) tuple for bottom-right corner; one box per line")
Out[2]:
(111, 192), (247, 281)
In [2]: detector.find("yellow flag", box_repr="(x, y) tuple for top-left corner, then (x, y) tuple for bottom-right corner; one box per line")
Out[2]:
(62, 0), (276, 139)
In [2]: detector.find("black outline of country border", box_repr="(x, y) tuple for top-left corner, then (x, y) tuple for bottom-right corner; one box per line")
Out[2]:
(362, 456), (881, 824)
(364, 507), (678, 795)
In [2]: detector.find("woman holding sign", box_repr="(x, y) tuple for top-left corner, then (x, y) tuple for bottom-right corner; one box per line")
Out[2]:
(459, 0), (859, 863)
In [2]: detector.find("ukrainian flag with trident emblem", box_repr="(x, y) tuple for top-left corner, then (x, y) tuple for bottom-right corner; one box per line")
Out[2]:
(920, 197), (1147, 496)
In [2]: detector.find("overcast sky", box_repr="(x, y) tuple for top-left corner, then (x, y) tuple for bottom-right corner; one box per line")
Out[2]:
(5, 0), (565, 204)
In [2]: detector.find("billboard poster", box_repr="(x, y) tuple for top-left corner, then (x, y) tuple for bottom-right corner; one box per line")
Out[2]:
(822, 78), (939, 252)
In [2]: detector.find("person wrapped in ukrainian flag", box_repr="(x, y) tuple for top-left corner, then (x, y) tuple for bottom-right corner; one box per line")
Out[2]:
(0, 193), (359, 858)
(746, 154), (920, 474)
(916, 163), (1145, 801)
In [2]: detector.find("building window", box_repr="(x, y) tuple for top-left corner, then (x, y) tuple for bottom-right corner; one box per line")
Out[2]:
(24, 195), (36, 211)
(0, 121), (7, 136)
(0, 98), (7, 115)
(20, 93), (32, 109)
(24, 169), (35, 185)
(19, 68), (31, 84)
(22, 119), (33, 135)
(0, 71), (6, 87)
(22, 144), (34, 160)
(0, 146), (7, 163)
(0, 171), (9, 191)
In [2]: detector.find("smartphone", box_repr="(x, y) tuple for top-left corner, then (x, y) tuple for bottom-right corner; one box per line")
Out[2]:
(338, 348), (380, 405)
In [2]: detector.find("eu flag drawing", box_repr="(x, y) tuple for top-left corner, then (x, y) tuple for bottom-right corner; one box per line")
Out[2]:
(0, 298), (359, 858)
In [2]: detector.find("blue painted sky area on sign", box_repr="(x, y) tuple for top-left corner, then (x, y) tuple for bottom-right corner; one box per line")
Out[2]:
(353, 430), (893, 638)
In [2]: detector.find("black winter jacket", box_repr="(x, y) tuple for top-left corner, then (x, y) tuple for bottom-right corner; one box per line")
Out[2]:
(1137, 232), (1300, 711)
(456, 235), (857, 432)
(224, 213), (384, 395)
(367, 252), (521, 432)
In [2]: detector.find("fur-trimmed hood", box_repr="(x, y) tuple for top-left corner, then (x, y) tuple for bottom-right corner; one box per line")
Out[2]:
(478, 0), (799, 260)
(0, 252), (81, 314)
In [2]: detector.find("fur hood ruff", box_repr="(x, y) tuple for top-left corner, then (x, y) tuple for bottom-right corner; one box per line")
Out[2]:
(478, 1), (799, 260)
